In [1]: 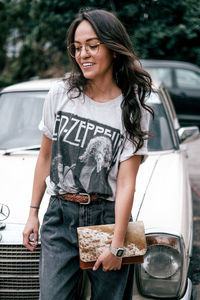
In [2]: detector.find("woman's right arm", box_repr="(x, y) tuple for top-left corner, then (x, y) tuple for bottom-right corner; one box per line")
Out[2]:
(23, 134), (52, 251)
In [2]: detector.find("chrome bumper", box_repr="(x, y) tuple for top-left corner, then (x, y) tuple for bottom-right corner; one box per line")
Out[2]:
(132, 278), (193, 300)
(180, 278), (193, 300)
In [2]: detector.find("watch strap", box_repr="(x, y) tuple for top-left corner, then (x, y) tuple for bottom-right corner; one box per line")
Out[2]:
(109, 245), (124, 257)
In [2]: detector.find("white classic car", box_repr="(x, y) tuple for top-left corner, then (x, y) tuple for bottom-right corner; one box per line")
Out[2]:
(0, 78), (199, 300)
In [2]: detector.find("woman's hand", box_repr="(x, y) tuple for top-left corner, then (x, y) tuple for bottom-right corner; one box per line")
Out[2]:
(23, 135), (51, 251)
(93, 248), (122, 271)
(23, 214), (40, 251)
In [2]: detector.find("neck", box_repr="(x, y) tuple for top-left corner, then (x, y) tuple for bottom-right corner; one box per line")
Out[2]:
(85, 77), (121, 102)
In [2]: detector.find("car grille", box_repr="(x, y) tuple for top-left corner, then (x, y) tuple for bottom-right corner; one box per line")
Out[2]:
(0, 244), (40, 300)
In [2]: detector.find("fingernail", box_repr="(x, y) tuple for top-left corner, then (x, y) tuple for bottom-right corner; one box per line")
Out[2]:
(93, 266), (96, 271)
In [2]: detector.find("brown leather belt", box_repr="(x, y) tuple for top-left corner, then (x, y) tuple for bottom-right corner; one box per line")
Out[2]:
(57, 193), (98, 204)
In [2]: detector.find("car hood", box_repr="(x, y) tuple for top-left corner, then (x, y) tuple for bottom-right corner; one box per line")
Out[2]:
(0, 152), (49, 226)
(133, 151), (190, 240)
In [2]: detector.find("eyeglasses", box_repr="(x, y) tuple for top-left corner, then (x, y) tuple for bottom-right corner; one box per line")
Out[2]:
(67, 38), (103, 58)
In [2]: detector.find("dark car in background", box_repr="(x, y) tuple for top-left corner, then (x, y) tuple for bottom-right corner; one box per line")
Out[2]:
(141, 60), (200, 128)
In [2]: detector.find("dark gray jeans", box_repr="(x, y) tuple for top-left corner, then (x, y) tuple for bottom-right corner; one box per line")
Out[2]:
(39, 196), (134, 300)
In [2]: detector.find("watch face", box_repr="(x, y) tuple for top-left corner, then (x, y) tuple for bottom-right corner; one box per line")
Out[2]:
(116, 249), (124, 257)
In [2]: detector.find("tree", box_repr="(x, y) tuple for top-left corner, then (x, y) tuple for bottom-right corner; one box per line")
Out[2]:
(116, 0), (200, 65)
(0, 1), (10, 72)
(1, 0), (200, 87)
(0, 0), (116, 86)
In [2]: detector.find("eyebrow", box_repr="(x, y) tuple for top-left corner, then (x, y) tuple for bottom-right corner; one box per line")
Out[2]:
(74, 37), (99, 43)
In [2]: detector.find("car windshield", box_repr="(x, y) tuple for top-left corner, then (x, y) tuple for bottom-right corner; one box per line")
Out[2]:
(147, 92), (174, 151)
(0, 91), (46, 150)
(0, 90), (174, 152)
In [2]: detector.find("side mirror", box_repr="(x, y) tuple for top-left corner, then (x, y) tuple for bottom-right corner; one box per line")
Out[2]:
(178, 126), (199, 144)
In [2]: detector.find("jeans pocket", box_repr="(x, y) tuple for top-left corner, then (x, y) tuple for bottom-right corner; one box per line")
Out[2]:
(61, 201), (79, 229)
(61, 201), (79, 247)
(48, 196), (57, 209)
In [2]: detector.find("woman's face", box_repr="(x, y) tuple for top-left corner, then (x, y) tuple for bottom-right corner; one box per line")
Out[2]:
(74, 20), (114, 82)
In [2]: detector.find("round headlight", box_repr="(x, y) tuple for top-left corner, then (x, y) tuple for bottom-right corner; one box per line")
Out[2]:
(143, 244), (181, 279)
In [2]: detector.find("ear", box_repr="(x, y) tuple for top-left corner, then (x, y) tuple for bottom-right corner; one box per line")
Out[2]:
(113, 52), (117, 58)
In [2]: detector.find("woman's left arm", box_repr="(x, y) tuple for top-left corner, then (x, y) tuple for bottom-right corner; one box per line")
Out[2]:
(93, 154), (142, 271)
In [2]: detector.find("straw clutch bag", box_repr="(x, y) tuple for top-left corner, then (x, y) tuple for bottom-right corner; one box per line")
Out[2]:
(77, 221), (147, 270)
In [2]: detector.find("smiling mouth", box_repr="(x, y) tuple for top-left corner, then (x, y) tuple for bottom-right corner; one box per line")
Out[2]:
(82, 63), (95, 68)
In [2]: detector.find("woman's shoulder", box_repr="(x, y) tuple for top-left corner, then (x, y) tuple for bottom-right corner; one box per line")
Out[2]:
(49, 77), (69, 95)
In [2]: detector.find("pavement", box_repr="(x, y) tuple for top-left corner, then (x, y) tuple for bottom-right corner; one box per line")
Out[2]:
(186, 136), (200, 299)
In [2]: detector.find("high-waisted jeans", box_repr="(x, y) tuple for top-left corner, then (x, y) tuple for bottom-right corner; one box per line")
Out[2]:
(39, 196), (134, 300)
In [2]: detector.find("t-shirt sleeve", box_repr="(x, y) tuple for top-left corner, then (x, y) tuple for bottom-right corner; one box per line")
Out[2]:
(39, 81), (60, 139)
(120, 105), (150, 163)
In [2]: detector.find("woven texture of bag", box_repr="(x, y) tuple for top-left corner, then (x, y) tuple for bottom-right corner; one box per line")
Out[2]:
(77, 221), (147, 270)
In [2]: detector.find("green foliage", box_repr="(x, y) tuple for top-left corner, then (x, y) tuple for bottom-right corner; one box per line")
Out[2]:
(120, 0), (200, 64)
(0, 0), (200, 88)
(0, 0), (10, 71)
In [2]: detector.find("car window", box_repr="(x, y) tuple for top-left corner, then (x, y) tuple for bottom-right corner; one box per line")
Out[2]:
(176, 68), (200, 89)
(147, 92), (174, 151)
(0, 91), (47, 150)
(146, 68), (172, 88)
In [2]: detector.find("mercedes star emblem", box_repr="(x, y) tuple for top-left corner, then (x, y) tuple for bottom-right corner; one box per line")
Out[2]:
(0, 204), (10, 221)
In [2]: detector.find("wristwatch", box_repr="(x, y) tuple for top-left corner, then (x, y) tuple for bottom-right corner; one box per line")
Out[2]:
(109, 245), (124, 258)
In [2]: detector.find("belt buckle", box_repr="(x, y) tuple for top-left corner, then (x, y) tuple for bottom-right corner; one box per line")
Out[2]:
(79, 193), (91, 205)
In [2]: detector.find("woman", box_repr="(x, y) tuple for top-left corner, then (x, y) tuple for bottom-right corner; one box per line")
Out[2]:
(23, 8), (153, 300)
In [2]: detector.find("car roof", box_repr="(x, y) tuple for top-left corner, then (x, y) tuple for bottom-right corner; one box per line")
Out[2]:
(1, 78), (59, 93)
(1, 76), (162, 93)
(141, 59), (200, 72)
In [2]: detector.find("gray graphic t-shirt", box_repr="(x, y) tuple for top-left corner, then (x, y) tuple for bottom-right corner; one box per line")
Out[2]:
(40, 80), (150, 201)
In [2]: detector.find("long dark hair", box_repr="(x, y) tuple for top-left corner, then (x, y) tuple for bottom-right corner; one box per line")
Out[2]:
(66, 9), (154, 152)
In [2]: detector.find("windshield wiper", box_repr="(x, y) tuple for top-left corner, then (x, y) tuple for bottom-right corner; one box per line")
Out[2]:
(1, 145), (40, 155)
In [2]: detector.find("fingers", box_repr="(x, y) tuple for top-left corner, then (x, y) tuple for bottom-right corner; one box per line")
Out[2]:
(93, 257), (102, 271)
(23, 231), (34, 251)
(23, 216), (39, 251)
(29, 231), (38, 248)
(102, 265), (121, 272)
(33, 231), (39, 246)
(23, 229), (38, 251)
(93, 259), (121, 272)
(93, 249), (122, 271)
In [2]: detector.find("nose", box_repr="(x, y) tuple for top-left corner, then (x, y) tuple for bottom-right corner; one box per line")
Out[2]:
(80, 45), (90, 58)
